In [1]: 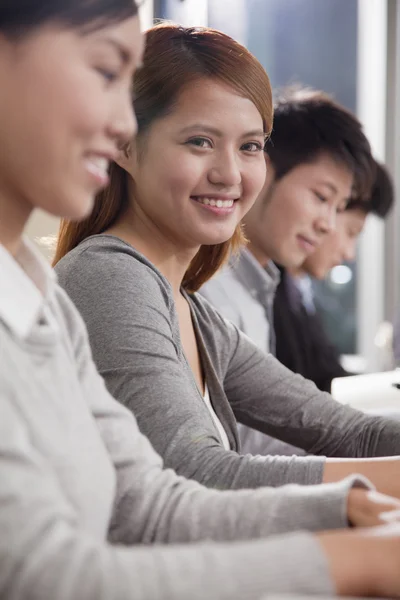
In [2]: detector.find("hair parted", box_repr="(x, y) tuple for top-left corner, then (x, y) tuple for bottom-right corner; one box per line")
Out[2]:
(265, 86), (375, 202)
(53, 23), (273, 291)
(0, 0), (138, 38)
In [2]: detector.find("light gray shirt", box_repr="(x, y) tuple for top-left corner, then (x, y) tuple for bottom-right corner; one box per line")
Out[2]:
(200, 249), (305, 456)
(201, 248), (280, 355)
(56, 235), (400, 490)
(1, 238), (371, 600)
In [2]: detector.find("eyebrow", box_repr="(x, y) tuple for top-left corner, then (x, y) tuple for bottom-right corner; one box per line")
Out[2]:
(100, 37), (134, 65)
(180, 124), (266, 139)
(316, 181), (339, 195)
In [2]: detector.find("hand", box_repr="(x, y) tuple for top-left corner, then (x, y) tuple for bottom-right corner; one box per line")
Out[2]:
(347, 488), (400, 527)
(324, 456), (400, 499)
(318, 523), (400, 598)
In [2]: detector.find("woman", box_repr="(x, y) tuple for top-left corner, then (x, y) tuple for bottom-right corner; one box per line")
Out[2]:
(55, 24), (400, 497)
(3, 4), (400, 596)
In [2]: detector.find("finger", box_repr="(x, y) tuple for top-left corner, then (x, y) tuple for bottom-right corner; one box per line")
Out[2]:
(380, 509), (400, 524)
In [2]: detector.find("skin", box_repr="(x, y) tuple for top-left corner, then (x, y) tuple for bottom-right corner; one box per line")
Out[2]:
(303, 207), (367, 278)
(0, 16), (143, 255)
(2, 15), (400, 598)
(243, 154), (354, 269)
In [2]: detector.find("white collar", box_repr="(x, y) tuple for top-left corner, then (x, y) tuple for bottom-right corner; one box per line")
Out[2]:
(0, 237), (56, 340)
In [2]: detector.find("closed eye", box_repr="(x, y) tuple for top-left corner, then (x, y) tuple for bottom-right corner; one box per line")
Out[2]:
(314, 191), (327, 202)
(96, 67), (119, 83)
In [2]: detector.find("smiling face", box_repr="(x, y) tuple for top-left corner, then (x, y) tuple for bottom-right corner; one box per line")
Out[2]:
(123, 78), (267, 252)
(0, 16), (143, 222)
(243, 153), (354, 268)
(302, 207), (367, 279)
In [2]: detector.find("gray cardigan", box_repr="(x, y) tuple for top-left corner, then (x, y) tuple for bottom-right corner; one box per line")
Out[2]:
(1, 237), (370, 599)
(56, 234), (400, 490)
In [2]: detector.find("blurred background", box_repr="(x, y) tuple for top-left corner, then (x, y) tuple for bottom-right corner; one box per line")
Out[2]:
(29, 0), (400, 373)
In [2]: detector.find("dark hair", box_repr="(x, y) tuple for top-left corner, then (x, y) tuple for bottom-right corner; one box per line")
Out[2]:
(53, 23), (273, 292)
(0, 0), (138, 38)
(346, 161), (394, 219)
(265, 86), (375, 201)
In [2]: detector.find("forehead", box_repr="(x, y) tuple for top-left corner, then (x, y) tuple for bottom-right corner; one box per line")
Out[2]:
(160, 78), (264, 130)
(290, 153), (353, 189)
(338, 208), (367, 230)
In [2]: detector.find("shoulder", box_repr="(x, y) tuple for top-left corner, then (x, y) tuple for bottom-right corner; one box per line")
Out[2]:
(55, 235), (172, 310)
(188, 291), (241, 356)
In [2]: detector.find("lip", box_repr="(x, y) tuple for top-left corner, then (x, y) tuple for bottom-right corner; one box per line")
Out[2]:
(190, 195), (238, 216)
(84, 151), (116, 189)
(192, 194), (240, 201)
(297, 234), (318, 253)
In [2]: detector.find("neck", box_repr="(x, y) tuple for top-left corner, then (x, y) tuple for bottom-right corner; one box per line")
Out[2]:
(246, 242), (271, 268)
(107, 205), (199, 297)
(288, 266), (306, 279)
(0, 191), (32, 256)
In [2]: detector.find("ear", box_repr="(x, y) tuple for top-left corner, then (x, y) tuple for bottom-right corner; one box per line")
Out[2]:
(114, 142), (138, 177)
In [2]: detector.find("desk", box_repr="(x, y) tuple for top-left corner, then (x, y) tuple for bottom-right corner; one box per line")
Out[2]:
(331, 369), (400, 415)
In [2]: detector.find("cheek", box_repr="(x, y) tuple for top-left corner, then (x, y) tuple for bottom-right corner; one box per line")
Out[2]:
(244, 160), (267, 198)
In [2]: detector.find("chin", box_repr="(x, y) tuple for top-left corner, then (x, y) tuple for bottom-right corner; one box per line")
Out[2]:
(60, 192), (96, 222)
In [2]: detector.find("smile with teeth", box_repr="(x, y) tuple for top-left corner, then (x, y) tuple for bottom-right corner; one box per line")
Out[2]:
(192, 197), (235, 208)
(85, 156), (110, 179)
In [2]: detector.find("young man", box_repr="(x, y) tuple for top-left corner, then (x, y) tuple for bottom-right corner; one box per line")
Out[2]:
(274, 161), (394, 393)
(200, 87), (375, 456)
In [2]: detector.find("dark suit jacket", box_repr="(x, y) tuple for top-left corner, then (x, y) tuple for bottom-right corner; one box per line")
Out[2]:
(273, 268), (349, 393)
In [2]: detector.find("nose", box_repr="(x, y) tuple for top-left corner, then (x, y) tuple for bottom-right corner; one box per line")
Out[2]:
(107, 89), (137, 149)
(208, 149), (242, 188)
(342, 239), (357, 262)
(316, 204), (337, 235)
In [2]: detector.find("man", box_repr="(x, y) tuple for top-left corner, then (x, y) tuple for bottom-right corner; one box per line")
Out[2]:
(200, 87), (375, 455)
(274, 161), (394, 392)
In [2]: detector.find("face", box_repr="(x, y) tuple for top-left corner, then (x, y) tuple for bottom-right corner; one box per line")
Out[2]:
(0, 16), (143, 222)
(302, 208), (366, 279)
(243, 154), (353, 268)
(125, 78), (267, 251)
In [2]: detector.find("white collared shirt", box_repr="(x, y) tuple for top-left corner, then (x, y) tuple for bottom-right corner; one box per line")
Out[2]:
(0, 238), (57, 339)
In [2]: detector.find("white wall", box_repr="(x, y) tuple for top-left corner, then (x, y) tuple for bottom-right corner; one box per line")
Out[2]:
(356, 0), (388, 371)
(26, 210), (59, 261)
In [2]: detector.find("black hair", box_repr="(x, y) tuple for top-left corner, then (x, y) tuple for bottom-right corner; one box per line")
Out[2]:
(346, 161), (394, 219)
(0, 0), (138, 38)
(265, 86), (375, 201)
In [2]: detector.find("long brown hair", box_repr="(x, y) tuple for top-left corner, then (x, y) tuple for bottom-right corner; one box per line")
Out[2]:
(53, 23), (273, 291)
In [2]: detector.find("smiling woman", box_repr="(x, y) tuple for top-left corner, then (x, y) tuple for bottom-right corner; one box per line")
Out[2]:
(54, 23), (273, 288)
(0, 0), (142, 257)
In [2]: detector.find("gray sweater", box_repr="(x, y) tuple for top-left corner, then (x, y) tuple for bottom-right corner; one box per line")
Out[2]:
(0, 237), (369, 599)
(56, 235), (400, 490)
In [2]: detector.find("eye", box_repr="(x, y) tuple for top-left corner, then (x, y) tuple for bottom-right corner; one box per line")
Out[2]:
(241, 141), (264, 153)
(187, 137), (213, 149)
(96, 67), (119, 83)
(314, 191), (327, 203)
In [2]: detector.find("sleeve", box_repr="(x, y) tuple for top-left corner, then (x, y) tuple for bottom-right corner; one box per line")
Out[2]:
(57, 247), (329, 489)
(54, 282), (373, 544)
(221, 315), (400, 458)
(0, 391), (337, 600)
(199, 275), (243, 329)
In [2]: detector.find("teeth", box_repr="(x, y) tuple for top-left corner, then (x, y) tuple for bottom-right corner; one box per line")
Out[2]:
(86, 156), (109, 177)
(194, 197), (234, 208)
